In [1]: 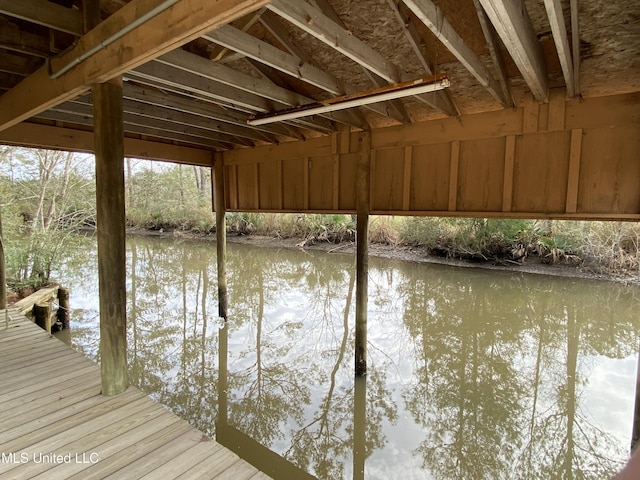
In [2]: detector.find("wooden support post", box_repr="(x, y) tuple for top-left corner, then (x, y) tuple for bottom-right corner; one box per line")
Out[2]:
(93, 77), (128, 396)
(355, 133), (370, 377)
(214, 153), (228, 320)
(0, 205), (6, 311)
(34, 301), (51, 333)
(57, 287), (70, 330)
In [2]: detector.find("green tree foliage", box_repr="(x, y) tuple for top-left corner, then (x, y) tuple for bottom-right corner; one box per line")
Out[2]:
(0, 146), (95, 289)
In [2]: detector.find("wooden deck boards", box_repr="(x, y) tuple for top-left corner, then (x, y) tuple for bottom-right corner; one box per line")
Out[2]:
(0, 309), (271, 480)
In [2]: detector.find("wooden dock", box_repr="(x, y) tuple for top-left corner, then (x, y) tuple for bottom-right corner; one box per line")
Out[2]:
(0, 308), (271, 480)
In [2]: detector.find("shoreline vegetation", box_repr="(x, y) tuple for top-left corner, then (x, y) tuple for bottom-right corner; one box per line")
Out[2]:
(127, 213), (640, 286)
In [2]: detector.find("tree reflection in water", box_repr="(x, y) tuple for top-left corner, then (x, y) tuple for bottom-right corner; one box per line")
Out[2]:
(57, 235), (639, 480)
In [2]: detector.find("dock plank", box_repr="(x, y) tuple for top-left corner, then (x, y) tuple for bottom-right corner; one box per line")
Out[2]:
(0, 310), (271, 480)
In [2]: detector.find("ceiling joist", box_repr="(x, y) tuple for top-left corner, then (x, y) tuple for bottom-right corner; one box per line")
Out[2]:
(0, 0), (84, 36)
(386, 0), (459, 116)
(472, 0), (514, 107)
(544, 0), (576, 98)
(0, 0), (271, 133)
(478, 0), (549, 103)
(402, 0), (509, 107)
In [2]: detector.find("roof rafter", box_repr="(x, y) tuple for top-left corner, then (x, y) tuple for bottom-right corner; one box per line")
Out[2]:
(259, 10), (316, 65)
(0, 0), (271, 132)
(296, 0), (410, 124)
(386, 0), (459, 116)
(203, 24), (389, 120)
(268, 0), (401, 84)
(543, 0), (575, 97)
(478, 0), (549, 102)
(157, 48), (365, 129)
(37, 109), (232, 150)
(402, 0), (509, 107)
(472, 0), (514, 107)
(120, 83), (300, 139)
(71, 95), (276, 143)
(128, 62), (337, 133)
(0, 0), (84, 36)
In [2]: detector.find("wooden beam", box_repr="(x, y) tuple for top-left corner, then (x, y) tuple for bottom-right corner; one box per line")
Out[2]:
(274, 0), (407, 123)
(544, 0), (575, 97)
(0, 51), (38, 76)
(120, 84), (298, 139)
(268, 0), (400, 83)
(0, 27), (52, 58)
(208, 8), (264, 62)
(0, 121), (214, 164)
(570, 0), (581, 96)
(565, 128), (582, 213)
(0, 0), (270, 132)
(41, 105), (237, 149)
(205, 25), (345, 95)
(131, 60), (338, 133)
(502, 135), (515, 212)
(0, 0), (84, 36)
(203, 25), (388, 120)
(259, 10), (316, 65)
(478, 0), (549, 102)
(448, 140), (460, 211)
(93, 77), (127, 396)
(472, 0), (515, 107)
(402, 146), (412, 210)
(403, 0), (509, 107)
(386, 0), (459, 116)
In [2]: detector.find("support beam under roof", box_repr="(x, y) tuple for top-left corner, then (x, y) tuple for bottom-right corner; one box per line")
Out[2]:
(402, 0), (509, 107)
(0, 0), (84, 36)
(478, 0), (549, 102)
(268, 0), (401, 84)
(0, 0), (271, 132)
(472, 0), (515, 107)
(203, 25), (388, 120)
(544, 0), (575, 97)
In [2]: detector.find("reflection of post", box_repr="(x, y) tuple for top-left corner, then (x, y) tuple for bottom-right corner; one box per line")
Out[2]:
(213, 153), (228, 320)
(218, 320), (229, 427)
(355, 133), (371, 377)
(93, 76), (128, 396)
(353, 376), (366, 480)
(632, 342), (640, 451)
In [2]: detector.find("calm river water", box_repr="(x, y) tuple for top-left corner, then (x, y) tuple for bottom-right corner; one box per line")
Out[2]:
(54, 234), (639, 480)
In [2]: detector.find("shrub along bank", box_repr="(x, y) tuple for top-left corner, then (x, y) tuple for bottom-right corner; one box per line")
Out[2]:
(217, 213), (638, 278)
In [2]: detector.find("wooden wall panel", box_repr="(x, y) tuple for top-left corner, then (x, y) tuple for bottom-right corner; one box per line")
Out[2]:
(339, 153), (358, 210)
(282, 158), (306, 211)
(457, 137), (505, 212)
(372, 147), (404, 211)
(410, 143), (451, 211)
(258, 160), (281, 210)
(512, 131), (571, 213)
(578, 126), (640, 214)
(308, 155), (334, 211)
(235, 163), (258, 210)
(217, 91), (639, 220)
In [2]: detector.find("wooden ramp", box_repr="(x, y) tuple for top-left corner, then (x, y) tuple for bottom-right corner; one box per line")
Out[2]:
(0, 308), (271, 480)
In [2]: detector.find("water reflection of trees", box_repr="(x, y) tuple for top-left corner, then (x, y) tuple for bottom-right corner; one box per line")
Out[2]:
(395, 264), (637, 479)
(57, 236), (639, 480)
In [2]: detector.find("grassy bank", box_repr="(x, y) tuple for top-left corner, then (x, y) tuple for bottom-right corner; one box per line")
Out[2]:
(154, 212), (638, 277)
